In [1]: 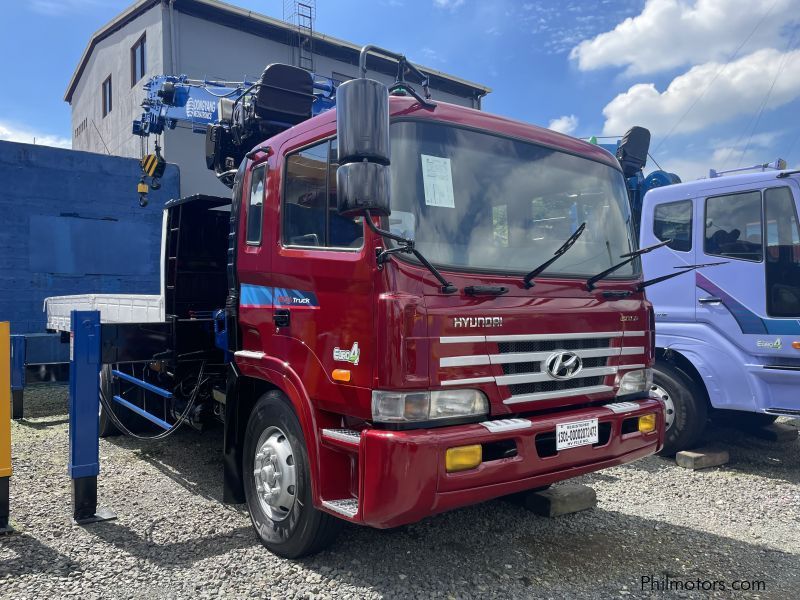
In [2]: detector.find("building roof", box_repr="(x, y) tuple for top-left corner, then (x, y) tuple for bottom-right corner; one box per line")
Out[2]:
(64, 0), (492, 103)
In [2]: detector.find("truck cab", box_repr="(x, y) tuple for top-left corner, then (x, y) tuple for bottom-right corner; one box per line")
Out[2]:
(221, 77), (664, 555)
(640, 170), (800, 453)
(58, 48), (664, 558)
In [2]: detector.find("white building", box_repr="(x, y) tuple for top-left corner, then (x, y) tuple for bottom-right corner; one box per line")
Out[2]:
(65, 0), (491, 197)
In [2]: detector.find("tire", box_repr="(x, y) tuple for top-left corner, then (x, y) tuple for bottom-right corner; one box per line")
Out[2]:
(652, 362), (708, 456)
(243, 390), (342, 558)
(715, 410), (778, 430)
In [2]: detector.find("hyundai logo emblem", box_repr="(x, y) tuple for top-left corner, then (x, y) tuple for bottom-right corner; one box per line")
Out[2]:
(546, 351), (583, 380)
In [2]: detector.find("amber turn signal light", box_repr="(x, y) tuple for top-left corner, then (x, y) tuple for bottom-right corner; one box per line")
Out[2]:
(332, 369), (351, 382)
(445, 444), (482, 472)
(638, 413), (657, 433)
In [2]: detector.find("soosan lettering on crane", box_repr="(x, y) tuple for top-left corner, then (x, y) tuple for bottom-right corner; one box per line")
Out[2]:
(185, 98), (216, 120)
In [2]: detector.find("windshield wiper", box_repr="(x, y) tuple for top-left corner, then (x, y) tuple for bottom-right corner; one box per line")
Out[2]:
(585, 238), (671, 291)
(637, 261), (728, 291)
(364, 210), (458, 294)
(523, 222), (586, 288)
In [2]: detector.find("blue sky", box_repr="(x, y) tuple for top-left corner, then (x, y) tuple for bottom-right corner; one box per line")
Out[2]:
(1, 0), (800, 180)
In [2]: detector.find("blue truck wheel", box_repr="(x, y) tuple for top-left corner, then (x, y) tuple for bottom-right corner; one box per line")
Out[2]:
(653, 362), (708, 456)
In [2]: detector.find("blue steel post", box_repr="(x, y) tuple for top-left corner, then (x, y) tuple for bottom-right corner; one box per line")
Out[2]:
(10, 335), (25, 420)
(69, 311), (115, 524)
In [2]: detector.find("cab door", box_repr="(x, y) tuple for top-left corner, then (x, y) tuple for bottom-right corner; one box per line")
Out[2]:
(695, 188), (767, 352)
(264, 135), (374, 415)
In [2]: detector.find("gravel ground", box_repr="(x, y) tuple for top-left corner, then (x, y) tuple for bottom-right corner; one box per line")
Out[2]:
(1, 386), (798, 599)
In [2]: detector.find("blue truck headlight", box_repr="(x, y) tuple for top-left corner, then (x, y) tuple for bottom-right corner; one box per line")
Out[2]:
(371, 389), (489, 423)
(618, 368), (653, 395)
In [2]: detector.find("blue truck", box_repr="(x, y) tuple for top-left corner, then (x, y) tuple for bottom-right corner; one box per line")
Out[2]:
(605, 128), (800, 454)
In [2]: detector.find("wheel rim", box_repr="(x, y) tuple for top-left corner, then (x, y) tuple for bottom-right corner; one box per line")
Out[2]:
(253, 426), (297, 522)
(651, 383), (675, 431)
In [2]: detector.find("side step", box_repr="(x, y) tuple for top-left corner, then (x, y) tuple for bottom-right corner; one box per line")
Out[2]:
(322, 498), (359, 518)
(321, 428), (362, 450)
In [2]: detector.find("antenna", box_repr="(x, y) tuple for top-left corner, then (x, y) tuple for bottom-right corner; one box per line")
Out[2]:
(283, 0), (316, 72)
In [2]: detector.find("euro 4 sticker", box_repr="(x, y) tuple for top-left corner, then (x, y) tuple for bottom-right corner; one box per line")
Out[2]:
(333, 342), (360, 366)
(757, 338), (782, 350)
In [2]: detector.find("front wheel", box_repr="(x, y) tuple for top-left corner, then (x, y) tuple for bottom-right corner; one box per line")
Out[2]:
(651, 362), (708, 456)
(243, 391), (342, 558)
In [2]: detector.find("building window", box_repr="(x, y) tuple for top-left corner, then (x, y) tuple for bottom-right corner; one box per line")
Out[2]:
(131, 33), (146, 86)
(283, 138), (362, 249)
(246, 164), (267, 245)
(654, 199), (692, 252)
(704, 191), (762, 261)
(74, 118), (87, 138)
(102, 75), (112, 117)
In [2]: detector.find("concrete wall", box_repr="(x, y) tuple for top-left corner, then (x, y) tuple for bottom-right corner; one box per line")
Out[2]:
(70, 3), (483, 198)
(0, 141), (178, 334)
(70, 5), (165, 159)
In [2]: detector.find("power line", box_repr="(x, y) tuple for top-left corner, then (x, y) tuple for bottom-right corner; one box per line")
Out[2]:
(652, 0), (780, 154)
(735, 28), (799, 167)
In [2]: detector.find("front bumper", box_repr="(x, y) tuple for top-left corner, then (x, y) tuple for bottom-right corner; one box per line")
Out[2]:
(354, 397), (664, 528)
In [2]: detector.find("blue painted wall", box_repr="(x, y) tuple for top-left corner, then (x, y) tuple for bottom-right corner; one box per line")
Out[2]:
(0, 141), (180, 334)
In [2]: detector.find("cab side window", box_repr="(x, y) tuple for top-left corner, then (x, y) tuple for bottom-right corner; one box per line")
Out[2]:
(654, 199), (692, 252)
(246, 164), (266, 244)
(283, 139), (362, 248)
(704, 191), (762, 261)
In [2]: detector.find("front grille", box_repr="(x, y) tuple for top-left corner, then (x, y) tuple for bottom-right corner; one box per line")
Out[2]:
(498, 338), (611, 354)
(509, 376), (605, 396)
(500, 356), (606, 376)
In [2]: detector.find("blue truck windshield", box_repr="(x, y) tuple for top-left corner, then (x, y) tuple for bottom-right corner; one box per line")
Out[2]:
(388, 120), (639, 278)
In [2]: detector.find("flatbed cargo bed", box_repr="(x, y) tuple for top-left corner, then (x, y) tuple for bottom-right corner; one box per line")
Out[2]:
(45, 294), (163, 332)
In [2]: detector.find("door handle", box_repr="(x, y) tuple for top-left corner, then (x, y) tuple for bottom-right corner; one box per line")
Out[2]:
(698, 297), (722, 304)
(273, 309), (290, 327)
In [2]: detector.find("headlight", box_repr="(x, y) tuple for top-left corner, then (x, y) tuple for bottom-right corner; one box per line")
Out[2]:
(371, 389), (489, 424)
(618, 368), (653, 395)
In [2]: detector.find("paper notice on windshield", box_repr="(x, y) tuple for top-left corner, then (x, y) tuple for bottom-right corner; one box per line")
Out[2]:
(421, 154), (455, 208)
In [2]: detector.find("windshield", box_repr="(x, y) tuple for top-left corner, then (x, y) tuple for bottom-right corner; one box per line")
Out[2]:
(388, 120), (639, 278)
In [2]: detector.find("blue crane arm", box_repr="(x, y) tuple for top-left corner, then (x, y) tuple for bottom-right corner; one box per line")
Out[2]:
(132, 73), (337, 138)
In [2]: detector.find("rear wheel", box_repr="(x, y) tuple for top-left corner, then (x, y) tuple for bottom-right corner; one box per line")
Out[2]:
(652, 362), (708, 456)
(243, 390), (341, 558)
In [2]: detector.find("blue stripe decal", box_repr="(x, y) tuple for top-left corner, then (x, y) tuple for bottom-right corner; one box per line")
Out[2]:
(240, 284), (319, 308)
(696, 272), (800, 334)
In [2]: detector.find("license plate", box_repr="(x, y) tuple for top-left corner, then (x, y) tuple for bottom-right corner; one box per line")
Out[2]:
(556, 418), (599, 451)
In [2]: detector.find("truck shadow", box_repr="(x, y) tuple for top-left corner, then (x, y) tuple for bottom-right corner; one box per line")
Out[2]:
(302, 504), (799, 597)
(0, 532), (81, 578)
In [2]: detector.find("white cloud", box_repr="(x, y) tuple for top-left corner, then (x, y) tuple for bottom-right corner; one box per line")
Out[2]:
(570, 0), (797, 76)
(433, 0), (464, 9)
(548, 114), (579, 135)
(601, 48), (800, 136)
(0, 121), (71, 149)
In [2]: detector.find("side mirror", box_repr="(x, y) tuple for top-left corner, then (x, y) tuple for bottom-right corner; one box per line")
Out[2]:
(336, 78), (391, 217)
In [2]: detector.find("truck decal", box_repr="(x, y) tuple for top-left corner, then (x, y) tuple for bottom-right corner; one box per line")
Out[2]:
(696, 272), (800, 335)
(240, 284), (319, 309)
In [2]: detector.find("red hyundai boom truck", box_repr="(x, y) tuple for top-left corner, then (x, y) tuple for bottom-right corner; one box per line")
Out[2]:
(61, 46), (665, 557)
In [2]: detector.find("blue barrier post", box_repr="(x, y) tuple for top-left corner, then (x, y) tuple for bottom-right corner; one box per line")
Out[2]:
(10, 335), (25, 420)
(69, 311), (115, 524)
